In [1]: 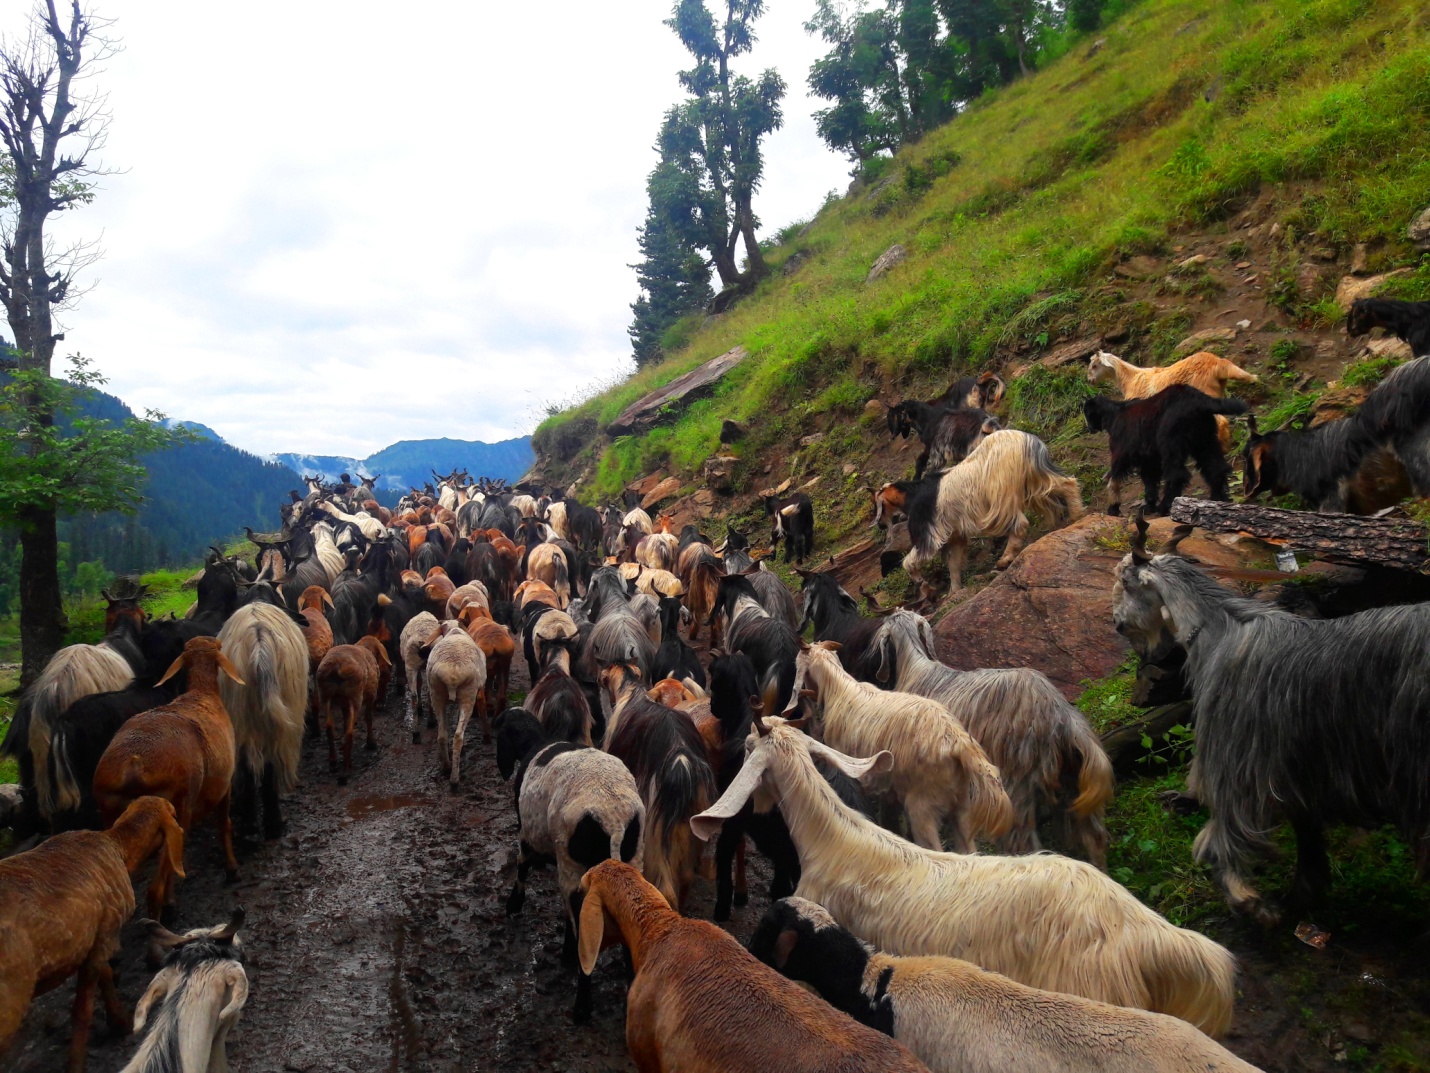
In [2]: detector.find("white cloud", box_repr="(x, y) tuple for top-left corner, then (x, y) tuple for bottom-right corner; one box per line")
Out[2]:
(27, 0), (850, 457)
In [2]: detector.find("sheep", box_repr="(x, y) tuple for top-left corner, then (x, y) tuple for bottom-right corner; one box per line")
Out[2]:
(691, 720), (1238, 1036)
(215, 603), (308, 840)
(399, 611), (439, 743)
(868, 611), (1112, 865)
(1347, 297), (1430, 357)
(1087, 349), (1258, 449)
(1112, 517), (1430, 923)
(901, 429), (1081, 599)
(600, 664), (716, 910)
(795, 641), (1011, 851)
(752, 898), (1260, 1073)
(503, 735), (645, 1022)
(93, 638), (245, 918)
(1084, 386), (1248, 516)
(357, 635), (393, 701)
(0, 796), (186, 1073)
(423, 622), (489, 789)
(763, 491), (814, 563)
(122, 910), (248, 1073)
(316, 643), (382, 785)
(713, 571), (801, 711)
(1, 624), (140, 826)
(575, 860), (929, 1071)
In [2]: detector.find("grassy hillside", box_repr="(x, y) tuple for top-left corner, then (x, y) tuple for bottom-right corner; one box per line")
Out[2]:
(536, 0), (1430, 509)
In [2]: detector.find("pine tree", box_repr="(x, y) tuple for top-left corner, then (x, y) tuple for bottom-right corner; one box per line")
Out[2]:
(628, 193), (713, 368)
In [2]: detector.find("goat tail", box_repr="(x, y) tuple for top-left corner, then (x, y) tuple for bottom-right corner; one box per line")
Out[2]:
(0, 692), (30, 759)
(1204, 395), (1250, 417)
(48, 726), (85, 816)
(961, 748), (1014, 840)
(1020, 433), (1084, 526)
(1136, 925), (1238, 1038)
(553, 552), (570, 605)
(1068, 725), (1115, 817)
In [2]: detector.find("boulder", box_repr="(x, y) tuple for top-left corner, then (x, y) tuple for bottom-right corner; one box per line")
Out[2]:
(1409, 206), (1430, 250)
(607, 346), (750, 436)
(1351, 243), (1369, 275)
(640, 476), (683, 511)
(701, 454), (739, 494)
(866, 244), (907, 283)
(626, 471), (668, 497)
(1172, 327), (1236, 356)
(1336, 269), (1413, 312)
(862, 398), (886, 421)
(931, 515), (1264, 698)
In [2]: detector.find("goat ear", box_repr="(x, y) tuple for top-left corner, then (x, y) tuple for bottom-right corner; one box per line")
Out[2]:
(874, 636), (893, 684)
(322, 591), (335, 608)
(155, 653), (186, 688)
(692, 749), (771, 842)
(816, 640), (842, 652)
(806, 738), (893, 781)
(772, 927), (800, 970)
(215, 652), (247, 687)
(163, 811), (187, 879)
(577, 885), (606, 978)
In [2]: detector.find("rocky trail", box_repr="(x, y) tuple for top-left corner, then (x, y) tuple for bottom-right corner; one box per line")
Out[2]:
(4, 648), (1429, 1071)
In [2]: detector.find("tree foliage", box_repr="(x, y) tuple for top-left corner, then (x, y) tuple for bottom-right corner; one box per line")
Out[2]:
(629, 187), (714, 368)
(805, 0), (1103, 164)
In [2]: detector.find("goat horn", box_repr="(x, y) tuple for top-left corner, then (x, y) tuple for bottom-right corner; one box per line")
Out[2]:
(214, 906), (246, 942)
(1130, 508), (1152, 563)
(1164, 523), (1195, 557)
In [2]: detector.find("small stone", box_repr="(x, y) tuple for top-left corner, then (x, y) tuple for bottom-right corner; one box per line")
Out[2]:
(862, 398), (885, 420)
(1174, 327), (1237, 355)
(1235, 261), (1252, 270)
(1351, 243), (1368, 275)
(1315, 247), (1337, 262)
(1243, 275), (1258, 285)
(1235, 319), (1252, 330)
(1177, 254), (1209, 269)
(1269, 222), (1281, 238)
(842, 463), (857, 476)
(763, 462), (773, 474)
(866, 244), (907, 283)
(1408, 206), (1430, 249)
(1316, 339), (1339, 360)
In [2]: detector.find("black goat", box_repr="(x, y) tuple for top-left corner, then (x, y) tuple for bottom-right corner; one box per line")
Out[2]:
(796, 569), (882, 677)
(714, 573), (800, 711)
(1348, 297), (1430, 357)
(887, 401), (1002, 478)
(763, 491), (814, 563)
(651, 595), (705, 689)
(1083, 385), (1248, 515)
(931, 370), (1006, 411)
(444, 538), (473, 587)
(565, 503), (605, 557)
(526, 664), (594, 747)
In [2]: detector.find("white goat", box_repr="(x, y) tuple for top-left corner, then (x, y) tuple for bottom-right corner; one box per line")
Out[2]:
(796, 642), (1011, 852)
(314, 499), (386, 542)
(621, 507), (653, 534)
(445, 581), (490, 621)
(526, 543), (571, 609)
(545, 500), (570, 540)
(870, 611), (1113, 866)
(510, 494), (539, 518)
(903, 429), (1082, 598)
(692, 721), (1237, 1036)
(423, 622), (488, 788)
(755, 897), (1259, 1073)
(399, 611), (439, 742)
(123, 911), (248, 1073)
(309, 521), (345, 587)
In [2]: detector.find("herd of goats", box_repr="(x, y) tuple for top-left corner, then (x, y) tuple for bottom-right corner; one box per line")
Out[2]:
(0, 294), (1429, 1073)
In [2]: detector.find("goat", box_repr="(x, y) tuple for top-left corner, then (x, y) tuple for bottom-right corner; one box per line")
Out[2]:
(0, 797), (186, 1073)
(458, 605), (515, 717)
(678, 542), (724, 647)
(752, 898), (1259, 1073)
(621, 506), (653, 534)
(446, 580), (490, 620)
(796, 570), (884, 676)
(1087, 350), (1257, 449)
(357, 635), (393, 702)
(1084, 385), (1248, 516)
(763, 491), (814, 563)
(316, 644), (382, 784)
(1241, 412), (1383, 512)
(902, 429), (1082, 599)
(650, 595), (704, 689)
(423, 622), (488, 789)
(869, 611), (1112, 865)
(580, 567), (656, 684)
(1348, 297), (1430, 357)
(504, 732), (644, 1022)
(399, 611), (439, 743)
(575, 860), (928, 1071)
(888, 401), (1001, 478)
(931, 371), (1005, 411)
(93, 638), (245, 918)
(795, 641), (1011, 851)
(692, 721), (1238, 1035)
(600, 664), (716, 910)
(527, 541), (572, 608)
(123, 911), (248, 1073)
(1112, 520), (1430, 923)
(714, 572), (800, 711)
(527, 660), (595, 747)
(634, 531), (679, 572)
(215, 604), (308, 840)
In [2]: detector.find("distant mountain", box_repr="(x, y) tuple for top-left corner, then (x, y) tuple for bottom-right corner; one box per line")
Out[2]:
(270, 436), (533, 502)
(162, 418), (223, 442)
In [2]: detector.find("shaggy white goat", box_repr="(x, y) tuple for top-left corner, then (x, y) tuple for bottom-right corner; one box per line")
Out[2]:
(621, 507), (654, 534)
(692, 721), (1237, 1036)
(526, 543), (571, 609)
(795, 642), (1011, 851)
(314, 499), (386, 542)
(754, 897), (1259, 1073)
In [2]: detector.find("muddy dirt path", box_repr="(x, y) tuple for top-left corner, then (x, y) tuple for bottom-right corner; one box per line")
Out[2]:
(5, 666), (1429, 1071)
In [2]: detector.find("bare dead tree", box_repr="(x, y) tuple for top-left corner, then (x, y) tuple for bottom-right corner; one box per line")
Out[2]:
(0, 0), (117, 683)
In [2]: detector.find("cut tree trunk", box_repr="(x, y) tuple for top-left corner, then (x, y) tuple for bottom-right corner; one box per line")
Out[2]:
(18, 505), (66, 686)
(1168, 497), (1429, 571)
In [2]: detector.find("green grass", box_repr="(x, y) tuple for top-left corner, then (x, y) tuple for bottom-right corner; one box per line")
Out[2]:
(537, 0), (1430, 499)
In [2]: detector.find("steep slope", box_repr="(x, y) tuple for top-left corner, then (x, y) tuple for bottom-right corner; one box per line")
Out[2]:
(534, 0), (1430, 544)
(271, 435), (533, 500)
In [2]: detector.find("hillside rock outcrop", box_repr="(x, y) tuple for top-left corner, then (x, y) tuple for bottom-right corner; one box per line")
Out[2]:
(607, 346), (749, 436)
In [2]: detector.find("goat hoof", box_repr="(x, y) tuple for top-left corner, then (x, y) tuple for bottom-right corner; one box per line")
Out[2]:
(364, 740), (378, 752)
(733, 891), (748, 907)
(571, 1003), (592, 1025)
(505, 891), (525, 916)
(713, 905), (731, 923)
(338, 774), (348, 787)
(1105, 504), (1122, 517)
(225, 868), (239, 884)
(411, 732), (422, 745)
(448, 781), (461, 794)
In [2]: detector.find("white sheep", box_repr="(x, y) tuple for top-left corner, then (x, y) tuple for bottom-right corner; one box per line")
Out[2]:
(795, 642), (1012, 852)
(692, 720), (1237, 1036)
(423, 622), (488, 788)
(500, 711), (645, 1023)
(399, 611), (439, 742)
(752, 897), (1260, 1073)
(122, 910), (249, 1073)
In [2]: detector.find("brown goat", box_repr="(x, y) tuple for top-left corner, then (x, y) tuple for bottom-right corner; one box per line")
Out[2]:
(92, 638), (244, 918)
(514, 579), (560, 612)
(357, 634), (394, 702)
(458, 604), (515, 716)
(297, 585), (334, 719)
(316, 644), (382, 784)
(423, 568), (456, 620)
(0, 796), (186, 1073)
(577, 861), (928, 1072)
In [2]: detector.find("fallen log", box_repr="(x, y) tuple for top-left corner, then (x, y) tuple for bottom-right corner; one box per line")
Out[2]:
(606, 346), (749, 436)
(1100, 701), (1194, 778)
(1168, 497), (1429, 571)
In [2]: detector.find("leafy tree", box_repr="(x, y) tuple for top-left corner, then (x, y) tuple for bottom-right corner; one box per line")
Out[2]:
(658, 0), (786, 305)
(628, 184), (714, 368)
(1068, 0), (1105, 32)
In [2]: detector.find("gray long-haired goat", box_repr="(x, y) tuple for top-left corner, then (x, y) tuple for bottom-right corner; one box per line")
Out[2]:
(1112, 515), (1430, 923)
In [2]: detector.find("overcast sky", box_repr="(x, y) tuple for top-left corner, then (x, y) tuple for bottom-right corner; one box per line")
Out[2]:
(15, 1), (851, 458)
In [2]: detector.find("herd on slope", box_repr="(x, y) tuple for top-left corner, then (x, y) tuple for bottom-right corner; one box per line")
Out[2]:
(0, 296), (1429, 1071)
